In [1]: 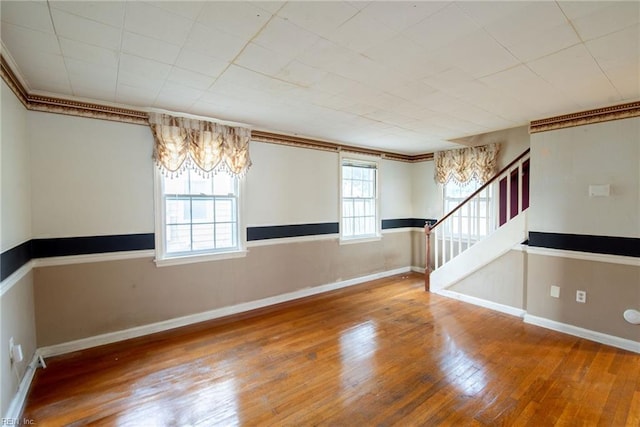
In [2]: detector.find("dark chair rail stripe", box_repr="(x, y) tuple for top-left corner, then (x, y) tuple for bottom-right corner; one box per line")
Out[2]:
(247, 223), (339, 241)
(528, 232), (640, 258)
(32, 233), (156, 259)
(382, 218), (436, 229)
(1, 240), (33, 282)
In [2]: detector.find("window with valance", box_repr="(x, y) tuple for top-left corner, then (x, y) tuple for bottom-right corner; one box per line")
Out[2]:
(149, 113), (251, 265)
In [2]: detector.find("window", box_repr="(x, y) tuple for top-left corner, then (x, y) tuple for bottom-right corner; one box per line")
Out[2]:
(443, 180), (493, 238)
(341, 159), (379, 241)
(155, 169), (244, 265)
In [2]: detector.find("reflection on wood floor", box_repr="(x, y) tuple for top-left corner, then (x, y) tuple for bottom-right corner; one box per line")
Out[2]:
(23, 273), (640, 425)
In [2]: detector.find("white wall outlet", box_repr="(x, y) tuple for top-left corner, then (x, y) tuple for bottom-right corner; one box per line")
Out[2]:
(576, 290), (587, 303)
(8, 336), (15, 362)
(550, 285), (560, 298)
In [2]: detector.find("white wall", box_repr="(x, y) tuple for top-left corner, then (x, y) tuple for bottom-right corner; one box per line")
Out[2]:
(529, 117), (639, 237)
(1, 81), (37, 418)
(411, 160), (440, 220)
(29, 112), (155, 238)
(380, 159), (413, 219)
(245, 143), (339, 226)
(1, 82), (31, 250)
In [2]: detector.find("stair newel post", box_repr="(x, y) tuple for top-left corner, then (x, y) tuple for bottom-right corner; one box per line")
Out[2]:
(425, 222), (431, 291)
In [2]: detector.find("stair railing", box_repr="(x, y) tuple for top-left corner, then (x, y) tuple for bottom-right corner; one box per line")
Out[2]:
(424, 148), (530, 290)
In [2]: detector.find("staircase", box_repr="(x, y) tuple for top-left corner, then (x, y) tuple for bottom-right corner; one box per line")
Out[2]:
(425, 149), (530, 292)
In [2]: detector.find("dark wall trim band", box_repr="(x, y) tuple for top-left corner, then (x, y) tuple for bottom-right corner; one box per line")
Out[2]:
(528, 232), (640, 258)
(1, 240), (33, 282)
(382, 218), (436, 229)
(32, 234), (155, 258)
(247, 223), (339, 241)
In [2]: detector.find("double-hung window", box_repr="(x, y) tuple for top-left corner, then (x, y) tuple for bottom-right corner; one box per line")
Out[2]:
(341, 158), (379, 241)
(155, 169), (244, 265)
(442, 180), (493, 239)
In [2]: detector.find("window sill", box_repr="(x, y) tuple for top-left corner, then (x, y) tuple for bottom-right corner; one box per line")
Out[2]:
(339, 235), (382, 245)
(154, 249), (247, 267)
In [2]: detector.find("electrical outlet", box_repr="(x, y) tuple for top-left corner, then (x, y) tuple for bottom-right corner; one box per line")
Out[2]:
(576, 290), (586, 303)
(550, 285), (560, 298)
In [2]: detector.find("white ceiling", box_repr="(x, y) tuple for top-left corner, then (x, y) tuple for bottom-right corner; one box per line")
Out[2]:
(1, 1), (638, 154)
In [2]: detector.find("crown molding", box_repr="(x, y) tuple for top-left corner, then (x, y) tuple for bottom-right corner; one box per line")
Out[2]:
(530, 101), (640, 133)
(1, 53), (435, 162)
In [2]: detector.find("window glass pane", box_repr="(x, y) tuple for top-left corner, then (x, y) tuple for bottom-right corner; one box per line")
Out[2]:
(343, 199), (353, 218)
(343, 166), (352, 180)
(192, 224), (215, 251)
(215, 223), (234, 248)
(166, 224), (191, 253)
(192, 199), (214, 223)
(343, 218), (353, 237)
(343, 179), (352, 198)
(364, 199), (374, 216)
(190, 172), (213, 195)
(352, 180), (363, 197)
(215, 199), (234, 222)
(353, 167), (362, 180)
(213, 173), (235, 195)
(164, 173), (189, 195)
(166, 198), (191, 224)
(364, 217), (375, 235)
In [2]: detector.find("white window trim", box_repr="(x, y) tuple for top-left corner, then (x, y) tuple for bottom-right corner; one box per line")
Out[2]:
(153, 168), (247, 267)
(339, 153), (381, 244)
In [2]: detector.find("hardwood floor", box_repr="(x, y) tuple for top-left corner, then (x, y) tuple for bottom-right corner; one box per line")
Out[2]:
(23, 273), (640, 426)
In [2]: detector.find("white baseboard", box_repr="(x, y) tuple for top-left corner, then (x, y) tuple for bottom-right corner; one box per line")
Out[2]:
(38, 266), (413, 358)
(4, 353), (40, 420)
(524, 314), (640, 354)
(411, 266), (426, 274)
(434, 289), (526, 318)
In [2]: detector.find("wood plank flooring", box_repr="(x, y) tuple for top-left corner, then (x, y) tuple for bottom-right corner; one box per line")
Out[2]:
(22, 273), (640, 426)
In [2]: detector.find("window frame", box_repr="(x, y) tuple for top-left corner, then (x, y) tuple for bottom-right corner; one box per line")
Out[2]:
(339, 155), (381, 244)
(153, 168), (246, 267)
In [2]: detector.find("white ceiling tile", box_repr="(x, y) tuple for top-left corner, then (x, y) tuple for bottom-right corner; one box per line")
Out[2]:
(250, 2), (286, 14)
(155, 82), (203, 103)
(50, 1), (125, 27)
(277, 1), (359, 38)
(197, 2), (271, 39)
(183, 23), (248, 62)
(124, 2), (193, 45)
(527, 44), (611, 90)
(10, 50), (67, 76)
(589, 24), (640, 66)
(51, 9), (121, 50)
(600, 61), (640, 100)
(234, 42), (293, 76)
(1, 0), (54, 33)
(30, 81), (73, 96)
(309, 72), (359, 95)
(121, 31), (181, 65)
(118, 53), (172, 81)
(570, 2), (640, 41)
(175, 50), (229, 78)
(385, 80), (438, 103)
(484, 2), (567, 49)
(1, 23), (61, 55)
(326, 11), (399, 53)
(59, 39), (119, 68)
(558, 1), (619, 21)
(456, 1), (531, 27)
(167, 67), (215, 91)
(116, 82), (160, 106)
(276, 61), (328, 87)
(360, 1), (448, 31)
(252, 16), (320, 56)
(423, 67), (475, 92)
(431, 30), (519, 78)
(403, 4), (481, 51)
(69, 85), (116, 102)
(149, 1), (205, 20)
(65, 58), (118, 88)
(506, 23), (580, 63)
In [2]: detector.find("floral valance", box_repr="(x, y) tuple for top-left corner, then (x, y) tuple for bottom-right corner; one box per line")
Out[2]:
(434, 143), (500, 185)
(149, 113), (252, 177)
